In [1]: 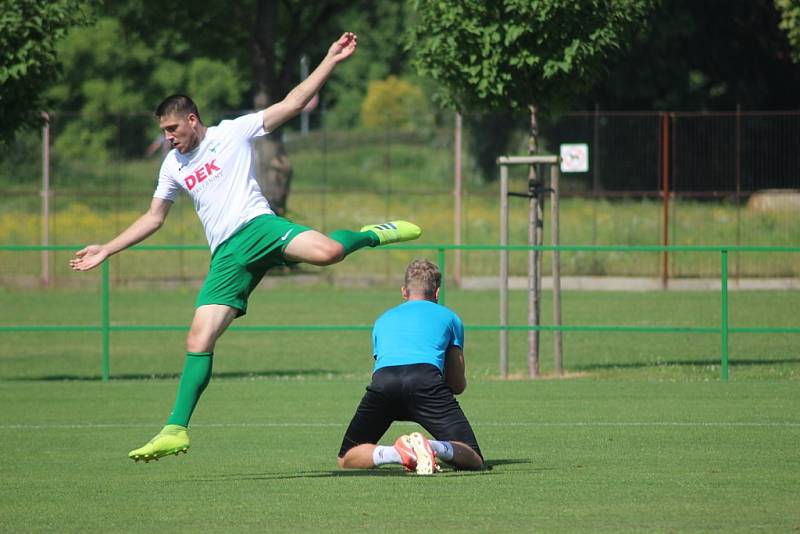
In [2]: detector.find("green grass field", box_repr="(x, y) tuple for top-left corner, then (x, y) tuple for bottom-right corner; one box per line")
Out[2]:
(1, 380), (798, 532)
(1, 286), (798, 531)
(1, 286), (799, 380)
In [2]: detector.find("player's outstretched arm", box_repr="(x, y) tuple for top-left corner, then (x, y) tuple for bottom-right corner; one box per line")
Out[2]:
(444, 346), (467, 395)
(70, 198), (172, 272)
(262, 32), (357, 133)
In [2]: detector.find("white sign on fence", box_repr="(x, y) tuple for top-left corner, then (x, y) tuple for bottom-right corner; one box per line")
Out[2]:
(559, 143), (589, 173)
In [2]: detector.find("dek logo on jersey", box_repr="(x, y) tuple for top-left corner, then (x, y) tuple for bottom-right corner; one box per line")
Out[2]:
(184, 159), (221, 191)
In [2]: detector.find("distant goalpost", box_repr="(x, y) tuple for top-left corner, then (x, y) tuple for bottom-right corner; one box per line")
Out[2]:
(498, 155), (564, 379)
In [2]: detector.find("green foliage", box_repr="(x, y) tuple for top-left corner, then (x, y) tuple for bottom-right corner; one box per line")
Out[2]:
(0, 0), (93, 145)
(41, 1), (388, 160)
(360, 75), (430, 130)
(321, 2), (417, 128)
(587, 0), (800, 110)
(0, 134), (41, 185)
(776, 0), (800, 61)
(408, 0), (655, 112)
(48, 16), (245, 160)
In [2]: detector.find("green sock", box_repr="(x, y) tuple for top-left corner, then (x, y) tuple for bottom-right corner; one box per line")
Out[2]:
(166, 352), (213, 427)
(329, 229), (378, 255)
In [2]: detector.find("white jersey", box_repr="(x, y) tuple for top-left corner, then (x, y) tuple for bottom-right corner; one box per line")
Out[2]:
(154, 111), (274, 253)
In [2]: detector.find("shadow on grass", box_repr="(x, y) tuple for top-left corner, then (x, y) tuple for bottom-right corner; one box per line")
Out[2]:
(8, 358), (798, 381)
(577, 358), (800, 371)
(182, 459), (542, 482)
(8, 369), (344, 381)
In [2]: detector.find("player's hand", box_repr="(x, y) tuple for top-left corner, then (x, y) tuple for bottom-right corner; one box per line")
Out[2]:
(327, 32), (357, 63)
(70, 245), (109, 272)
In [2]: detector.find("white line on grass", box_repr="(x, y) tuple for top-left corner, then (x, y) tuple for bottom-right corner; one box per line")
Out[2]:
(1, 421), (799, 430)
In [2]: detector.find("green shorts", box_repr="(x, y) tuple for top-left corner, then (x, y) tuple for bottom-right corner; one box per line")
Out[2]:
(195, 214), (311, 316)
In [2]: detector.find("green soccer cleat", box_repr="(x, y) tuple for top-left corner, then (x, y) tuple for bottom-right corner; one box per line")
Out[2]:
(128, 424), (190, 463)
(360, 221), (422, 246)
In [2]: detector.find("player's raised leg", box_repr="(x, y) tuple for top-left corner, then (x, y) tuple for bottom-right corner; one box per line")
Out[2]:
(284, 221), (422, 266)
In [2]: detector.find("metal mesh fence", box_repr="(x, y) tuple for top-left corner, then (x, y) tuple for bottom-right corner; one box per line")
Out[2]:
(1, 109), (798, 287)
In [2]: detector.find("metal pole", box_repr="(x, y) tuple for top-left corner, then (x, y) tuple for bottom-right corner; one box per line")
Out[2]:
(661, 113), (670, 288)
(438, 247), (447, 306)
(300, 55), (310, 136)
(102, 260), (110, 382)
(720, 249), (729, 382)
(454, 112), (463, 287)
(41, 113), (51, 287)
(735, 104), (741, 284)
(499, 164), (509, 378)
(592, 105), (600, 271)
(551, 164), (563, 375)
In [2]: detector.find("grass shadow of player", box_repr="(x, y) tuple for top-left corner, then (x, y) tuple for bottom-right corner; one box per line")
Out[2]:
(578, 357), (800, 371)
(186, 458), (544, 482)
(11, 368), (344, 381)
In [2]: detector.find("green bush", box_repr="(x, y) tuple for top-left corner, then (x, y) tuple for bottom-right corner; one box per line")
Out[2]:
(360, 76), (431, 131)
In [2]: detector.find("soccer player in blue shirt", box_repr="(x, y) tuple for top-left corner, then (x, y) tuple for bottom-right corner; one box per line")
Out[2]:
(337, 259), (484, 474)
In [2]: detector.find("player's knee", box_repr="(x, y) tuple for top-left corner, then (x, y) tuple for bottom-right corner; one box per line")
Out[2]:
(314, 241), (344, 265)
(186, 327), (214, 352)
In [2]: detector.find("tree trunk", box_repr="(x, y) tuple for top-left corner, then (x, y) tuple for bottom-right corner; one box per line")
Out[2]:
(255, 138), (292, 216)
(527, 103), (542, 379)
(251, 0), (292, 216)
(245, 0), (352, 216)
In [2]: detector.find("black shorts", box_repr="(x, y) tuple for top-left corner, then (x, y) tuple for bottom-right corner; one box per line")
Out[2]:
(337, 363), (482, 459)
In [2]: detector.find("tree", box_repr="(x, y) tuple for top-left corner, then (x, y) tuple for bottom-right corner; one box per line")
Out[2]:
(322, 1), (417, 128)
(408, 0), (654, 378)
(244, 0), (357, 215)
(0, 0), (92, 145)
(49, 15), (245, 162)
(409, 0), (654, 181)
(586, 0), (800, 110)
(410, 1), (653, 113)
(100, 0), (365, 215)
(776, 0), (800, 61)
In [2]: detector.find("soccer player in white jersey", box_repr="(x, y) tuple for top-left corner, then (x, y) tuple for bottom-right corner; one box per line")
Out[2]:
(69, 32), (422, 462)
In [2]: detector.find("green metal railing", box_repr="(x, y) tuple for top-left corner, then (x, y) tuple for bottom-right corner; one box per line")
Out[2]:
(1, 244), (798, 382)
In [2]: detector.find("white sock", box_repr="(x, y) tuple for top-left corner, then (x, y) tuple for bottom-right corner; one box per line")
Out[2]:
(372, 445), (402, 466)
(429, 440), (454, 462)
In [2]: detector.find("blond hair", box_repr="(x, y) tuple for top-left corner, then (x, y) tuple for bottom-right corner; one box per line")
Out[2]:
(403, 259), (441, 299)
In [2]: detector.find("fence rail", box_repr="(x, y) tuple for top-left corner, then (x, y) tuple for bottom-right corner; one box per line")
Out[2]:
(1, 244), (798, 382)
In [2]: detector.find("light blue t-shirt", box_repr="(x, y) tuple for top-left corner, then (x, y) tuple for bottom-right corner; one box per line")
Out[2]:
(372, 299), (464, 373)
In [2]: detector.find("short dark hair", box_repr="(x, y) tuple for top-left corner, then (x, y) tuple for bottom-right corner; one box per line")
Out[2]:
(404, 259), (441, 299)
(155, 94), (201, 121)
